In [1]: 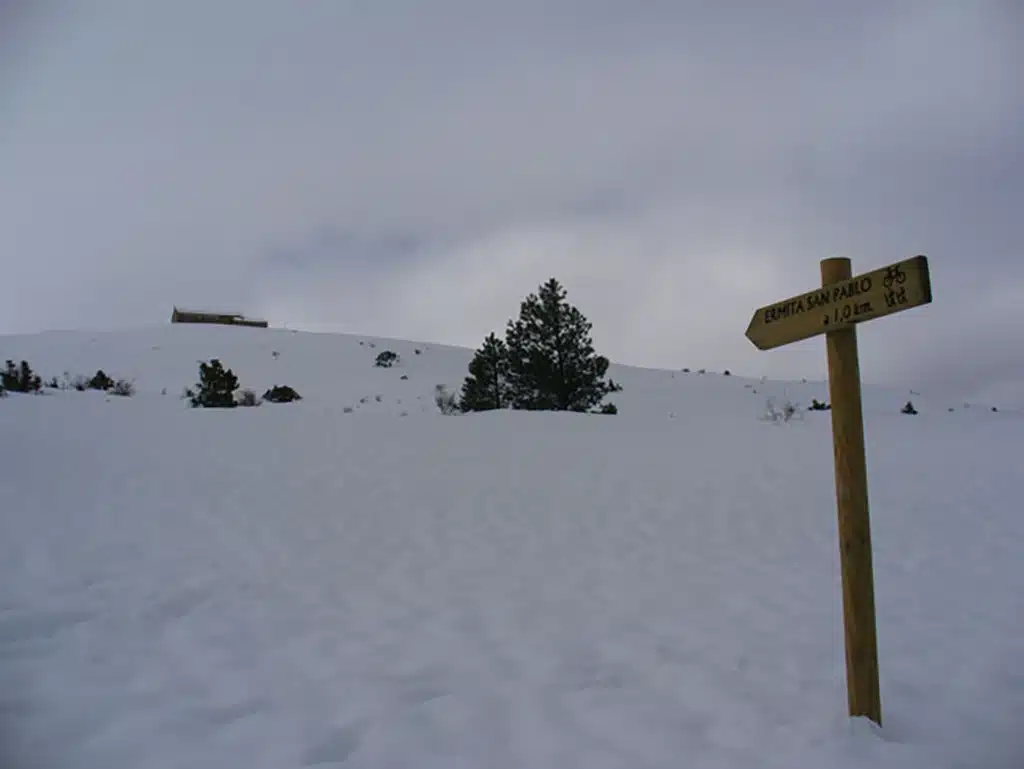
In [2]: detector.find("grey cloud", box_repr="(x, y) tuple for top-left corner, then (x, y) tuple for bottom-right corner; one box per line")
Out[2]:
(261, 228), (425, 272)
(0, 0), (1021, 405)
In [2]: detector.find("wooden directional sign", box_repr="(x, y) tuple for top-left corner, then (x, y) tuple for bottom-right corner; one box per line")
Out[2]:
(744, 254), (935, 729)
(745, 255), (932, 350)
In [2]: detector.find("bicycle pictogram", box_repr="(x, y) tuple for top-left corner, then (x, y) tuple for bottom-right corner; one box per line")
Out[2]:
(882, 265), (906, 290)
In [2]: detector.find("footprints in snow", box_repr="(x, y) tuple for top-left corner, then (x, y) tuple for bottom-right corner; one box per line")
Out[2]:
(299, 669), (452, 766)
(387, 666), (453, 706)
(303, 722), (363, 765)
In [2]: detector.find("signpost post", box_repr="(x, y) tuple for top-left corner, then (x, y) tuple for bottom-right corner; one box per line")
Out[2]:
(745, 255), (933, 726)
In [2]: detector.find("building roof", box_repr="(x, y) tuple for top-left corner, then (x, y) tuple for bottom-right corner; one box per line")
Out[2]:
(174, 306), (246, 317)
(172, 307), (268, 324)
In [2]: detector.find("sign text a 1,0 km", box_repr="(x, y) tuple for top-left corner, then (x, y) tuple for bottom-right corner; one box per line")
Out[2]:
(745, 255), (932, 350)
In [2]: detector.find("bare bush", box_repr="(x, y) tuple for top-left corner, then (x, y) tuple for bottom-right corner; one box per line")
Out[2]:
(108, 379), (136, 397)
(262, 385), (301, 404)
(237, 388), (260, 407)
(434, 384), (461, 415)
(374, 350), (398, 367)
(761, 397), (802, 424)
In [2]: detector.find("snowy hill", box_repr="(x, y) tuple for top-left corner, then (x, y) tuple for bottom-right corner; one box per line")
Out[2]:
(1, 325), (1022, 768)
(0, 324), (1010, 419)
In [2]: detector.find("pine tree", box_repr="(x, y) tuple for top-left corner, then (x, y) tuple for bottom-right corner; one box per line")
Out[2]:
(460, 332), (511, 411)
(1, 360), (17, 391)
(504, 278), (621, 412)
(190, 359), (239, 408)
(2, 360), (41, 393)
(88, 370), (115, 391)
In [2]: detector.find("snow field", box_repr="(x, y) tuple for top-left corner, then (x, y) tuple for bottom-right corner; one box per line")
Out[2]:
(1, 326), (1022, 767)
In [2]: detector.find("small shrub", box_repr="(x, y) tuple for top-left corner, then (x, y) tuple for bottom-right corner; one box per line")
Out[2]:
(901, 400), (918, 415)
(375, 394), (383, 403)
(237, 388), (260, 407)
(262, 385), (302, 404)
(682, 368), (690, 373)
(2, 360), (42, 393)
(762, 397), (801, 424)
(434, 384), (461, 415)
(597, 402), (618, 415)
(45, 376), (60, 389)
(108, 379), (136, 397)
(698, 369), (706, 375)
(271, 350), (280, 359)
(808, 398), (831, 411)
(723, 370), (731, 376)
(190, 359), (239, 408)
(374, 350), (399, 368)
(88, 370), (115, 391)
(342, 406), (354, 414)
(400, 374), (409, 381)
(414, 348), (422, 355)
(992, 406), (998, 413)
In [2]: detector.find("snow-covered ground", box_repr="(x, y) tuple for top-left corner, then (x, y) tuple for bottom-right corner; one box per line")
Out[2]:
(1, 325), (1021, 768)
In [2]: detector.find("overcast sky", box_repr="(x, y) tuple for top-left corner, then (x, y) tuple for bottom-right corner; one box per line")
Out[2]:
(2, 1), (1021, 404)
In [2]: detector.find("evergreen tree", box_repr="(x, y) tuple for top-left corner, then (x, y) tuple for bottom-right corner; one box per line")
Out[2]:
(504, 278), (621, 412)
(460, 332), (511, 411)
(190, 359), (239, 408)
(262, 385), (302, 403)
(88, 370), (115, 391)
(2, 360), (41, 393)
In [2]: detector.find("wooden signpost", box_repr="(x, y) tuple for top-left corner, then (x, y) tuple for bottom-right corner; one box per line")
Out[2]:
(745, 254), (933, 726)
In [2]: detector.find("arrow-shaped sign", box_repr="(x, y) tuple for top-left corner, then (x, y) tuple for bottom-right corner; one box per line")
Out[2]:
(745, 255), (933, 351)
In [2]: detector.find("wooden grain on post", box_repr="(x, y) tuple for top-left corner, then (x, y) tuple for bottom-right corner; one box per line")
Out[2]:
(821, 256), (882, 726)
(745, 255), (931, 350)
(743, 253), (934, 727)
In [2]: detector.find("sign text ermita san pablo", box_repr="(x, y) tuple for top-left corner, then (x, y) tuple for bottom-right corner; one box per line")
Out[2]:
(746, 255), (931, 350)
(744, 254), (934, 729)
